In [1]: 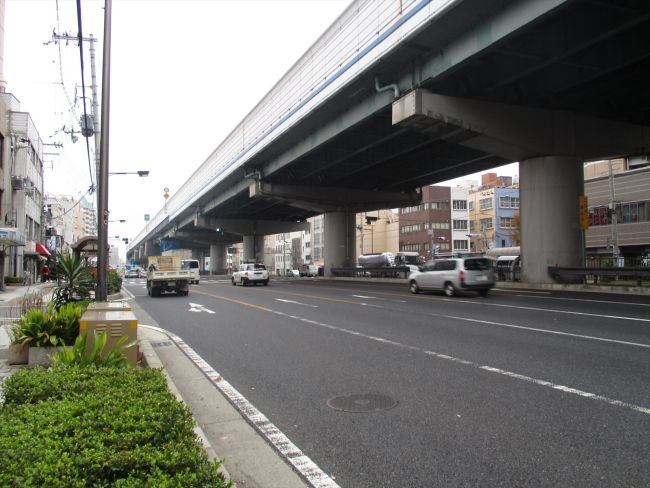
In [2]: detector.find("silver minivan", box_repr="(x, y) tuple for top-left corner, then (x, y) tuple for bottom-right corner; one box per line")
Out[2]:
(408, 257), (494, 297)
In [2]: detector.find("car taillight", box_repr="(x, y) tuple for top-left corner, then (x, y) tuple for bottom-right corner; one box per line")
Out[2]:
(459, 269), (465, 285)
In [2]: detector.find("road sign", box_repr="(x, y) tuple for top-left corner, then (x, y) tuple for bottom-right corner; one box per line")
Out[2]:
(579, 196), (589, 230)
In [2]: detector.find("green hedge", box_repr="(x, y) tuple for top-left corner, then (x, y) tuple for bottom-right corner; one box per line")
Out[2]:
(0, 367), (231, 487)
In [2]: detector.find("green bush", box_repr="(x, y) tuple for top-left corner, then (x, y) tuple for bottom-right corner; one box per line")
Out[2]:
(0, 367), (231, 487)
(13, 302), (87, 347)
(51, 331), (136, 369)
(108, 269), (123, 294)
(52, 252), (95, 310)
(4, 276), (22, 284)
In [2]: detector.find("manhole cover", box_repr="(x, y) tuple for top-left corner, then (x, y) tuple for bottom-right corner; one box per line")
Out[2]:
(327, 393), (397, 413)
(151, 341), (173, 348)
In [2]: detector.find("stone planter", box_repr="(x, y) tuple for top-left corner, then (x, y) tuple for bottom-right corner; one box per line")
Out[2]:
(28, 346), (63, 367)
(7, 342), (29, 365)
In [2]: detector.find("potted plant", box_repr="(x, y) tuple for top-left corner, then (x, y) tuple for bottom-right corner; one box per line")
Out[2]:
(13, 302), (87, 367)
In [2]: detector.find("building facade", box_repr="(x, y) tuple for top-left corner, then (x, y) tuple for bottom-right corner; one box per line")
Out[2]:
(399, 185), (452, 259)
(585, 158), (650, 262)
(1, 91), (46, 284)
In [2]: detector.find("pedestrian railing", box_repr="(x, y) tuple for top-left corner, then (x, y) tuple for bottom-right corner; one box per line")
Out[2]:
(548, 266), (650, 287)
(330, 266), (411, 278)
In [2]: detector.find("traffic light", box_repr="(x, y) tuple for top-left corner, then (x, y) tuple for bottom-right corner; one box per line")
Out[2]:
(215, 226), (224, 235)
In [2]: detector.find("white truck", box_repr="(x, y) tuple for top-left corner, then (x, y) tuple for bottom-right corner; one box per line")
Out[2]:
(146, 255), (192, 297)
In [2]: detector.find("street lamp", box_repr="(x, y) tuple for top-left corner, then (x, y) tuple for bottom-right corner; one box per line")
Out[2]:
(108, 170), (150, 177)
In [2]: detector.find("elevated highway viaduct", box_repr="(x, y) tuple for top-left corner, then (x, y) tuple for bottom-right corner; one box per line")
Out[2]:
(127, 0), (650, 283)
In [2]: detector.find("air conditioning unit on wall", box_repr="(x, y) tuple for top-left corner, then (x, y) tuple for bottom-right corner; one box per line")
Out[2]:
(11, 176), (24, 190)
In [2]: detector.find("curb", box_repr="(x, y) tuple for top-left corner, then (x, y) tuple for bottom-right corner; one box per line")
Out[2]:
(139, 332), (234, 485)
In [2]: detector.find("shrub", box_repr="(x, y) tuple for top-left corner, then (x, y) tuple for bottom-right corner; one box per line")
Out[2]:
(13, 302), (87, 347)
(51, 331), (136, 369)
(52, 252), (95, 310)
(0, 367), (231, 487)
(3, 276), (22, 284)
(108, 269), (122, 294)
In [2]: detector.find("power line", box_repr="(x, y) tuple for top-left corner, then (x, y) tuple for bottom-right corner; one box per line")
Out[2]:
(75, 0), (95, 192)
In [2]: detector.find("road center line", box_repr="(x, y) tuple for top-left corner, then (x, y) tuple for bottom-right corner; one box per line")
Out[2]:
(271, 310), (650, 416)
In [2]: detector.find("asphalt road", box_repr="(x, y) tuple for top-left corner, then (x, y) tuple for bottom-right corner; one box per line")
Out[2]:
(125, 277), (650, 488)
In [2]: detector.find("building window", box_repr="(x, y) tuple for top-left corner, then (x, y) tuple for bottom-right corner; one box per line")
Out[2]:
(480, 218), (493, 230)
(500, 217), (515, 229)
(429, 201), (449, 209)
(453, 219), (468, 230)
(499, 196), (519, 208)
(431, 222), (450, 230)
(453, 200), (467, 210)
(468, 201), (474, 211)
(479, 198), (493, 211)
(400, 223), (421, 233)
(454, 239), (469, 250)
(402, 205), (420, 214)
(401, 243), (419, 252)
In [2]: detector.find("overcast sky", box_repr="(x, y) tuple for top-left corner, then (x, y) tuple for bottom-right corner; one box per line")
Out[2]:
(4, 0), (516, 259)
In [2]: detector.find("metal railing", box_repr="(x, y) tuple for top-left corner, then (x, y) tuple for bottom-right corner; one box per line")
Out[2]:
(331, 266), (411, 278)
(548, 266), (650, 287)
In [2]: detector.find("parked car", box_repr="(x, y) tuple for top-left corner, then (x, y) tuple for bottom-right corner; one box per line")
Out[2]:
(408, 257), (494, 297)
(299, 264), (318, 277)
(232, 263), (269, 286)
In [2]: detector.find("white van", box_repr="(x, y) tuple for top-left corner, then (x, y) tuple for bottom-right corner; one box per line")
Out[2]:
(181, 259), (200, 284)
(299, 264), (318, 277)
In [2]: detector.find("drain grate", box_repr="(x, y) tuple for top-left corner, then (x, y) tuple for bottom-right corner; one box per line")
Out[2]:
(150, 341), (173, 348)
(327, 393), (397, 413)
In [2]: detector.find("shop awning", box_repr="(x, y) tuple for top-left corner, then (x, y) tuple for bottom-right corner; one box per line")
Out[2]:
(36, 243), (51, 256)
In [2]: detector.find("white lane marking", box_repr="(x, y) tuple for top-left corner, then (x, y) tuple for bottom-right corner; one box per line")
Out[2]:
(271, 310), (650, 416)
(139, 324), (340, 488)
(351, 294), (405, 303)
(438, 314), (650, 349)
(515, 294), (650, 308)
(188, 302), (216, 314)
(275, 298), (319, 308)
(451, 299), (650, 323)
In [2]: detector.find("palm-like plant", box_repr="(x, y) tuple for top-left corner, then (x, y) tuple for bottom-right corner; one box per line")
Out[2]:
(52, 251), (95, 310)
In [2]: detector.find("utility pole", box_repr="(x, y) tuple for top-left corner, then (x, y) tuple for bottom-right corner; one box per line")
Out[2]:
(50, 33), (100, 188)
(608, 160), (620, 261)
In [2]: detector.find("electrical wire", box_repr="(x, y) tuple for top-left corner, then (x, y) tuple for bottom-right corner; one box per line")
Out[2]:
(54, 0), (78, 125)
(47, 186), (94, 219)
(75, 0), (95, 192)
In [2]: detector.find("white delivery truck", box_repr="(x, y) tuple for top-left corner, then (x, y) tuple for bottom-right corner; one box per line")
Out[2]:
(146, 256), (192, 297)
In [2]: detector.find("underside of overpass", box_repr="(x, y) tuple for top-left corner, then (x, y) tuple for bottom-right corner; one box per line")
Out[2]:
(129, 0), (650, 282)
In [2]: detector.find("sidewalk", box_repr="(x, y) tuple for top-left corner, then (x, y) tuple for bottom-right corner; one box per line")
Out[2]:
(0, 284), (316, 488)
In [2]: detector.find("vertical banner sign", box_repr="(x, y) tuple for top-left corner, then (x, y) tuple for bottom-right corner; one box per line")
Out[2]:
(579, 196), (589, 230)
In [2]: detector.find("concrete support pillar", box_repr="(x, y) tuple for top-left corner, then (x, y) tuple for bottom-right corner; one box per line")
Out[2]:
(143, 241), (160, 258)
(255, 236), (265, 264)
(520, 156), (584, 284)
(209, 244), (227, 274)
(323, 211), (356, 276)
(243, 235), (265, 263)
(243, 236), (255, 262)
